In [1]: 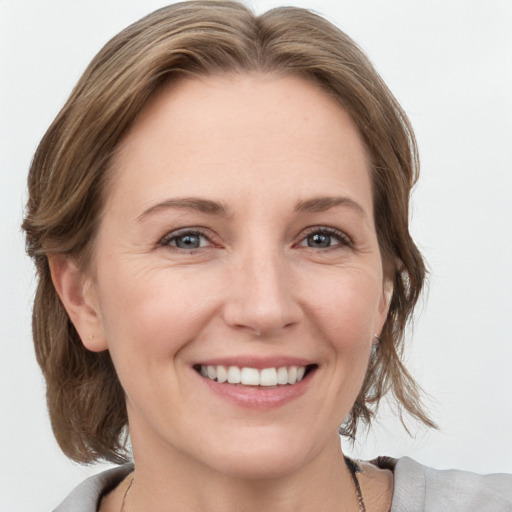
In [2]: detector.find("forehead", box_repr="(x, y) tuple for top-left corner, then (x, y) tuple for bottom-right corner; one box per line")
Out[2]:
(108, 73), (373, 215)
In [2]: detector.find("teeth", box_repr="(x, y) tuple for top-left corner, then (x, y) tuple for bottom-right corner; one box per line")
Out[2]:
(216, 365), (227, 383)
(260, 368), (277, 386)
(207, 365), (216, 380)
(276, 367), (288, 385)
(199, 364), (309, 386)
(227, 366), (241, 384)
(241, 367), (260, 385)
(287, 366), (297, 384)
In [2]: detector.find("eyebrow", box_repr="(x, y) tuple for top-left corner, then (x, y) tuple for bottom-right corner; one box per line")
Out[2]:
(137, 195), (367, 221)
(137, 197), (230, 221)
(295, 196), (367, 218)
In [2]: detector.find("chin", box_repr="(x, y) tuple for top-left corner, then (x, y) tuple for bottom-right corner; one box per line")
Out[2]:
(197, 428), (324, 480)
(209, 452), (307, 481)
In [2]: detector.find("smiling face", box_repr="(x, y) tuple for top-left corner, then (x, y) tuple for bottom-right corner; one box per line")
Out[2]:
(74, 74), (390, 479)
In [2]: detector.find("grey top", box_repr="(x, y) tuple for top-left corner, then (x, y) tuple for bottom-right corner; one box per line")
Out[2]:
(53, 457), (512, 511)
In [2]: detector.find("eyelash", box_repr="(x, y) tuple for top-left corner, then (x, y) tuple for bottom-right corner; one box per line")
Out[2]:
(159, 226), (352, 253)
(297, 227), (352, 250)
(159, 228), (213, 250)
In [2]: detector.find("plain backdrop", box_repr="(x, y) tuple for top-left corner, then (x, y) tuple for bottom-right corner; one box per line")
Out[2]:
(1, 0), (511, 510)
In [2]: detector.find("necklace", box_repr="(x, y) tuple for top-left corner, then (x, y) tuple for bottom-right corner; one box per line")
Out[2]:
(120, 459), (366, 512)
(344, 456), (366, 512)
(120, 475), (134, 512)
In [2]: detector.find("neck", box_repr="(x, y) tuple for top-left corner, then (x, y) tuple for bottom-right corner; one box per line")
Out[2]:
(126, 434), (359, 512)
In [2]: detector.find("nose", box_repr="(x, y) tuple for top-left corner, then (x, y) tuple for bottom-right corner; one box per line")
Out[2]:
(221, 248), (302, 337)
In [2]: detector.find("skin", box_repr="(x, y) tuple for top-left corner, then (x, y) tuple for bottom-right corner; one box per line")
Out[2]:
(52, 74), (393, 511)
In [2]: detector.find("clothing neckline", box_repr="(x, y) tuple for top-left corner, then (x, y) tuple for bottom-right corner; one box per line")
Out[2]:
(54, 457), (425, 512)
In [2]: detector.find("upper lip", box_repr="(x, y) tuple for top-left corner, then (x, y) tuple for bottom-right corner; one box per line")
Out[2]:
(192, 356), (315, 369)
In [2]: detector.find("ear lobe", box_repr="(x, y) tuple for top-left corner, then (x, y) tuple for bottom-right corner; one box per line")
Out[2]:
(377, 278), (393, 330)
(383, 280), (393, 310)
(49, 255), (108, 352)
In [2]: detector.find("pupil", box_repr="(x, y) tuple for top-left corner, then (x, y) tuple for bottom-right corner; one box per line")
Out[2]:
(176, 234), (199, 249)
(308, 233), (330, 248)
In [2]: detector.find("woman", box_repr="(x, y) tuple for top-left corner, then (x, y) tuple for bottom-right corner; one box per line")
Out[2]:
(21, 1), (512, 511)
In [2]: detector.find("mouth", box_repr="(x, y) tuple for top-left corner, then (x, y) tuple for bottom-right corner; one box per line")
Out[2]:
(193, 364), (318, 387)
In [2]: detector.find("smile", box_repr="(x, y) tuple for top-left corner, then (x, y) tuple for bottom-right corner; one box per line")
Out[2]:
(196, 365), (312, 386)
(193, 361), (317, 408)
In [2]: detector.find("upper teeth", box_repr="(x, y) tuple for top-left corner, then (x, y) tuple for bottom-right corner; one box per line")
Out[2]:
(199, 365), (306, 386)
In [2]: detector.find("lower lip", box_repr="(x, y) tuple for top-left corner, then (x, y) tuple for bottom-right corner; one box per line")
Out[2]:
(196, 369), (314, 409)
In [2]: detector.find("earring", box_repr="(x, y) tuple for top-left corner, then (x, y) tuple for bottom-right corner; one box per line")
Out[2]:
(372, 334), (381, 345)
(88, 334), (94, 341)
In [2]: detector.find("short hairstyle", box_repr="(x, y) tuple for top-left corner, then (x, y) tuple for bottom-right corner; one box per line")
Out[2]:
(23, 0), (434, 464)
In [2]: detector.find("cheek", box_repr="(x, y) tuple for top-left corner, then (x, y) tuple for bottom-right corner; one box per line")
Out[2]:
(95, 263), (215, 363)
(307, 270), (383, 343)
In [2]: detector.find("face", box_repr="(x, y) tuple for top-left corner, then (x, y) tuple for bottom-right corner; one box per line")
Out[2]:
(79, 74), (389, 478)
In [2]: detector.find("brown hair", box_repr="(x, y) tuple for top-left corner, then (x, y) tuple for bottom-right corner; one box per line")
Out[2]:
(23, 0), (434, 464)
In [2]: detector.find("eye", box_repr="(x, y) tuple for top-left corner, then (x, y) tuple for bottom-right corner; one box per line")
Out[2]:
(299, 227), (351, 249)
(160, 229), (212, 250)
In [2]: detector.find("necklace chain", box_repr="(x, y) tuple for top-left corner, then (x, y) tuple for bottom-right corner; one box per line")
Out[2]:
(344, 456), (366, 512)
(120, 475), (134, 512)
(120, 459), (366, 512)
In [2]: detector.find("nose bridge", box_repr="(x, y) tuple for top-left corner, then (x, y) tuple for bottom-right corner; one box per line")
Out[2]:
(223, 236), (300, 336)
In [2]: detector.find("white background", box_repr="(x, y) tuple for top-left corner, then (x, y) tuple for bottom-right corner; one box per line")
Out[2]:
(1, 1), (511, 510)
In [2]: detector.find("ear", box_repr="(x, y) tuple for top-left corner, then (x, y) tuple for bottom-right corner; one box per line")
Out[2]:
(49, 255), (108, 352)
(376, 278), (393, 335)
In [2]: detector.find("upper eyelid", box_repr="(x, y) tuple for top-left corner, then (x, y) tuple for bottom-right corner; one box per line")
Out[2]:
(157, 225), (352, 247)
(298, 226), (352, 243)
(159, 227), (213, 246)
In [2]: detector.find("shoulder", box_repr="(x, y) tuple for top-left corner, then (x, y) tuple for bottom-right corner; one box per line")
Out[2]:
(53, 464), (133, 512)
(375, 456), (512, 512)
